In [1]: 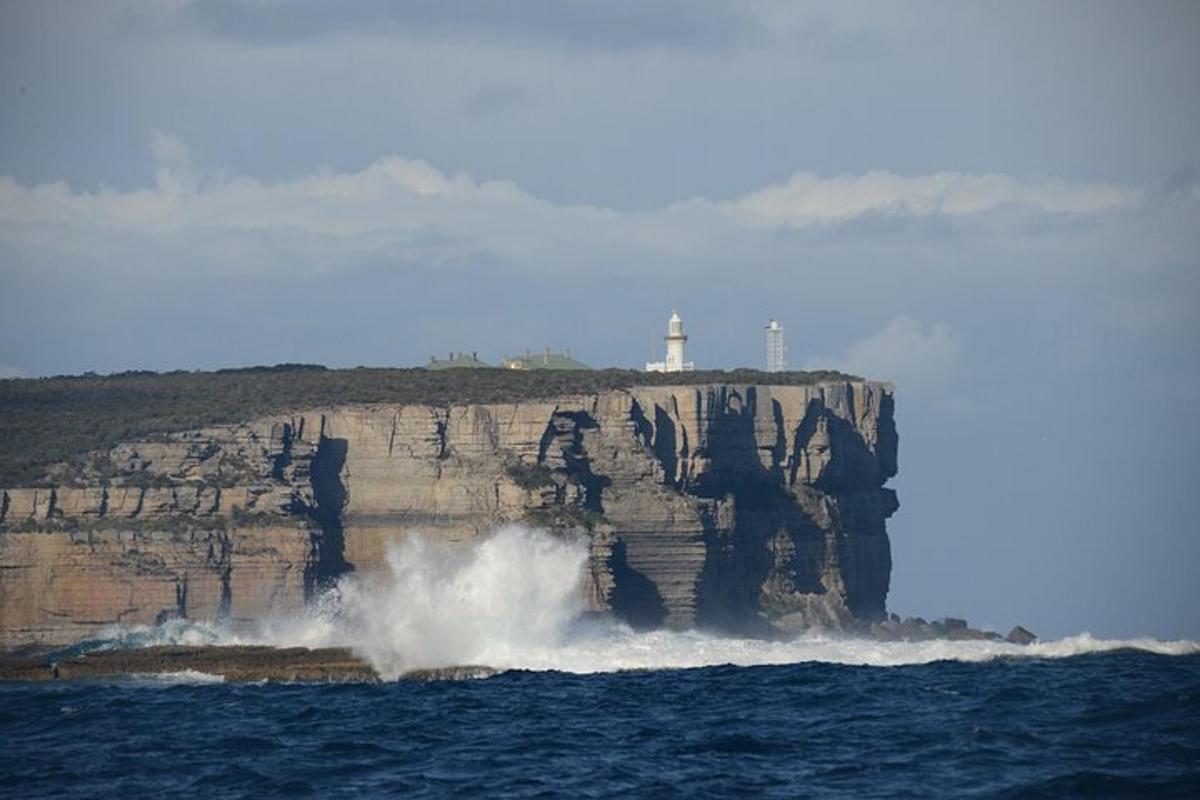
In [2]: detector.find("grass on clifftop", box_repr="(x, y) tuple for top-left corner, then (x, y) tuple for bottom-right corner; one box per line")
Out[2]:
(0, 364), (857, 485)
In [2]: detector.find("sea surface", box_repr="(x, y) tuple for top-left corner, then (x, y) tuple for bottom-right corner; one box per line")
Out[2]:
(3, 648), (1199, 798)
(4, 530), (1199, 797)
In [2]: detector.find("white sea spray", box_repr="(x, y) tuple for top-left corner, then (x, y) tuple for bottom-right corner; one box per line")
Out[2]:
(86, 526), (1200, 677)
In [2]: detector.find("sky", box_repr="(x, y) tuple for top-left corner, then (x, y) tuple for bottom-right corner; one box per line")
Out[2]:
(1, 0), (1198, 639)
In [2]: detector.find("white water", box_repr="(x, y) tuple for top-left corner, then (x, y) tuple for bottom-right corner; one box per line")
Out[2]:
(260, 525), (589, 677)
(90, 617), (244, 650)
(126, 670), (227, 686)
(89, 526), (1200, 677)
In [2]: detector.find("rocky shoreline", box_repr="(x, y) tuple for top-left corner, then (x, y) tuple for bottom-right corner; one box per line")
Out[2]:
(0, 618), (1037, 684)
(866, 616), (1038, 645)
(0, 645), (497, 683)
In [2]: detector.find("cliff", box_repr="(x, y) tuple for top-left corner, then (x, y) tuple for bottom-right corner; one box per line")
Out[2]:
(0, 380), (897, 648)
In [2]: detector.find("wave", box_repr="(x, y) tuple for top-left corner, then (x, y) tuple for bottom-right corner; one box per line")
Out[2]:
(123, 670), (227, 686)
(70, 526), (1200, 678)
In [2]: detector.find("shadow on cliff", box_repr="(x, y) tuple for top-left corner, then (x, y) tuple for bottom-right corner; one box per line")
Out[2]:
(790, 393), (896, 620)
(302, 435), (353, 598)
(672, 387), (897, 635)
(607, 538), (669, 630)
(687, 387), (811, 636)
(791, 390), (893, 493)
(539, 410), (613, 511)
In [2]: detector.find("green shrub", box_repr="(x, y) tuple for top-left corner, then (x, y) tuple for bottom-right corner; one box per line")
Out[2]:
(505, 459), (557, 491)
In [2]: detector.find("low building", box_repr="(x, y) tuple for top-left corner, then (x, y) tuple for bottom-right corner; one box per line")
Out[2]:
(501, 348), (591, 370)
(426, 351), (493, 370)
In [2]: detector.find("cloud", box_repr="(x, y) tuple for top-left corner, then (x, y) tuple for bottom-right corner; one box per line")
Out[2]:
(810, 316), (964, 398)
(0, 147), (608, 256)
(0, 133), (1146, 280)
(149, 129), (190, 168)
(727, 171), (1140, 228)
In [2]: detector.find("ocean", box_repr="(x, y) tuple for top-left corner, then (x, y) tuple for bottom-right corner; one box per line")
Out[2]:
(3, 528), (1198, 797)
(3, 648), (1199, 798)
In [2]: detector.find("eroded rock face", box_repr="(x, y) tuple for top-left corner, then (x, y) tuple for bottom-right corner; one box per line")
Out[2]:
(0, 381), (897, 647)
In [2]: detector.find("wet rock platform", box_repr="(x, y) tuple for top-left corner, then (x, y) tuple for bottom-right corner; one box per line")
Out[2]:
(0, 645), (498, 683)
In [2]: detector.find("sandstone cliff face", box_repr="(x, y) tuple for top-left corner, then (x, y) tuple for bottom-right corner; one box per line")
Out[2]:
(0, 381), (897, 648)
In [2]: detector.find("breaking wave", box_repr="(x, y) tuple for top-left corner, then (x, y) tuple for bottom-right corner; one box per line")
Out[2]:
(74, 526), (1200, 677)
(260, 525), (590, 677)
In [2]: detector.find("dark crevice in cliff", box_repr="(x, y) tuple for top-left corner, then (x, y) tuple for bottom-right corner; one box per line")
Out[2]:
(155, 576), (189, 625)
(820, 415), (876, 493)
(176, 576), (188, 618)
(549, 411), (611, 513)
(202, 531), (234, 621)
(628, 398), (654, 450)
(607, 538), (667, 630)
(877, 392), (899, 481)
(692, 388), (771, 499)
(271, 422), (294, 481)
(790, 399), (821, 488)
(536, 417), (557, 466)
(217, 533), (233, 621)
(791, 398), (880, 493)
(769, 399), (787, 479)
(693, 388), (778, 633)
(652, 406), (679, 488)
(217, 566), (232, 620)
(827, 490), (894, 621)
(435, 415), (448, 459)
(303, 433), (353, 599)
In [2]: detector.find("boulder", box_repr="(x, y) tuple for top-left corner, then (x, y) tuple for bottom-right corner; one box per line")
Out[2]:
(1005, 625), (1037, 645)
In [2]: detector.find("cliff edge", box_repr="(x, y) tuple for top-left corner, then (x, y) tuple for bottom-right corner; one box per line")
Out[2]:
(0, 379), (897, 648)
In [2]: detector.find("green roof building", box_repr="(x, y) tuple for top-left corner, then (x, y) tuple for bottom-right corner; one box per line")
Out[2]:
(426, 351), (494, 370)
(501, 348), (591, 371)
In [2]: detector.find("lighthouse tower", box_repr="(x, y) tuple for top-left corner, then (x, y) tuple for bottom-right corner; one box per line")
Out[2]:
(646, 311), (695, 373)
(765, 319), (786, 372)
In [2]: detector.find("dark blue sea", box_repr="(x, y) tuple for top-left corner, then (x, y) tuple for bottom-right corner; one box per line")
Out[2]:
(3, 650), (1198, 798)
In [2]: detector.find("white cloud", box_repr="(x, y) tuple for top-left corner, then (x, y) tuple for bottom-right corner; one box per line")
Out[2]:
(727, 171), (1140, 228)
(811, 315), (964, 398)
(0, 145), (613, 248)
(150, 129), (192, 172)
(0, 134), (1147, 279)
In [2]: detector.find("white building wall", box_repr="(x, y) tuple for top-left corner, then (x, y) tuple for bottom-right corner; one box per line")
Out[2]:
(766, 319), (786, 373)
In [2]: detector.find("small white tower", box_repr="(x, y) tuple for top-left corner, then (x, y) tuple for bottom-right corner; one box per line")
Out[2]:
(765, 319), (786, 373)
(646, 311), (695, 373)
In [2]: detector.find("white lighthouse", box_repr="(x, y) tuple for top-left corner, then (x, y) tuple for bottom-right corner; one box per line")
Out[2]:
(646, 311), (695, 373)
(765, 319), (786, 373)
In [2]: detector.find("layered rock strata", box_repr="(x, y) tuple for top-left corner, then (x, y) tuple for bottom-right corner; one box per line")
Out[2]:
(0, 381), (897, 648)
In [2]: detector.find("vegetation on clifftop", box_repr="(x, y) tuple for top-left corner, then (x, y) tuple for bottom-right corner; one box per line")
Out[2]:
(0, 364), (858, 485)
